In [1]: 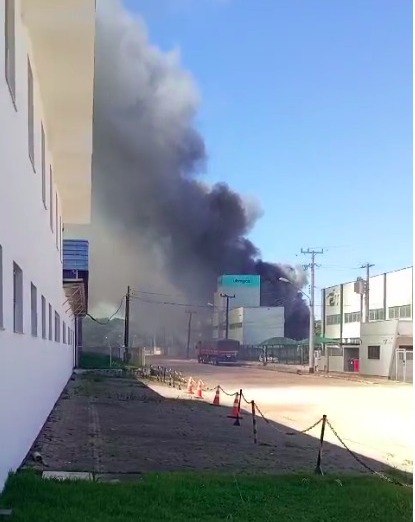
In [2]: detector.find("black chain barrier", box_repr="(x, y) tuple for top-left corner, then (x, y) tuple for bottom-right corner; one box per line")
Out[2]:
(135, 364), (413, 488)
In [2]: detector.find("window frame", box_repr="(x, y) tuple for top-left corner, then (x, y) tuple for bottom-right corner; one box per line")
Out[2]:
(41, 295), (47, 339)
(30, 282), (37, 337)
(27, 58), (35, 170)
(4, 0), (16, 104)
(368, 345), (380, 360)
(13, 262), (23, 333)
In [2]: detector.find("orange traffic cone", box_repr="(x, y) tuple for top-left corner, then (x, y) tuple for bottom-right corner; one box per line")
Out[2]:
(195, 380), (204, 399)
(227, 393), (242, 419)
(186, 377), (194, 394)
(212, 386), (220, 406)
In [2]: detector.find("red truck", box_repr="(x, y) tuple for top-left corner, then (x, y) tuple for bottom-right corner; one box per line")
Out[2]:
(196, 339), (240, 365)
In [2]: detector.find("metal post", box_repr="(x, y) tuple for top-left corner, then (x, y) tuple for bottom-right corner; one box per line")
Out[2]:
(251, 401), (257, 444)
(220, 293), (235, 339)
(186, 311), (194, 359)
(123, 286), (130, 360)
(314, 415), (327, 475)
(301, 248), (323, 374)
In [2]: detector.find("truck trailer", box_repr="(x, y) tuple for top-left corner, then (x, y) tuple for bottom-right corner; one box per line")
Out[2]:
(196, 339), (240, 365)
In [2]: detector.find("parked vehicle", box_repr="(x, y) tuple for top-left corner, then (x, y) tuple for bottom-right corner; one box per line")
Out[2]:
(196, 339), (240, 365)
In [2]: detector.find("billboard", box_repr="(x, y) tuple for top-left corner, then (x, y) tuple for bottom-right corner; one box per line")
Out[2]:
(218, 274), (260, 288)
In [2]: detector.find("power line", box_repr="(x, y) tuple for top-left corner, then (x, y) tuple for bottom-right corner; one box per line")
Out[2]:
(129, 294), (213, 309)
(86, 296), (126, 325)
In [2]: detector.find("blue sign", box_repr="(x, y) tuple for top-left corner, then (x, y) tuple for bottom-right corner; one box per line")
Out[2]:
(218, 274), (260, 288)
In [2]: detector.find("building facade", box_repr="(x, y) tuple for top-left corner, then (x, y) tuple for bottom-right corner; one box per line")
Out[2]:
(0, 0), (95, 490)
(320, 267), (413, 378)
(228, 306), (285, 345)
(213, 275), (261, 339)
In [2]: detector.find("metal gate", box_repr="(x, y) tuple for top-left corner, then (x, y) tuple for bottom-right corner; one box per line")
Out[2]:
(394, 349), (413, 383)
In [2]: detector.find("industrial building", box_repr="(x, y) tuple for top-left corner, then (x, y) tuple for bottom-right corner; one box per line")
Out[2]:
(0, 0), (95, 490)
(212, 274), (284, 344)
(228, 306), (284, 346)
(320, 266), (413, 380)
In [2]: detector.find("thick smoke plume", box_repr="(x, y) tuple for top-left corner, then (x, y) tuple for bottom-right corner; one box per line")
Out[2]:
(90, 0), (309, 340)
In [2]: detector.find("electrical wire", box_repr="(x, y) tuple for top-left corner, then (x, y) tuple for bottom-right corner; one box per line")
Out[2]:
(86, 296), (125, 325)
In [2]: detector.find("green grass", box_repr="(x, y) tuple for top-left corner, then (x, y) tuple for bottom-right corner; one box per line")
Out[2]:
(78, 352), (125, 369)
(0, 471), (412, 522)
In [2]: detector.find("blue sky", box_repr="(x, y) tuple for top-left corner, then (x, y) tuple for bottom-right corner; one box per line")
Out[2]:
(123, 0), (412, 294)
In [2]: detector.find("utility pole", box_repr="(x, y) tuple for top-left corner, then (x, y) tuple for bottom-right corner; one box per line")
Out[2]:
(360, 263), (374, 323)
(220, 293), (235, 339)
(123, 286), (131, 361)
(185, 310), (196, 359)
(301, 248), (323, 373)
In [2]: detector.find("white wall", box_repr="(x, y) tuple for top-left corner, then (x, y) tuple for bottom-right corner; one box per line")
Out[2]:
(359, 320), (399, 377)
(0, 1), (75, 490)
(323, 284), (342, 339)
(386, 267), (412, 312)
(228, 307), (284, 345)
(342, 282), (361, 339)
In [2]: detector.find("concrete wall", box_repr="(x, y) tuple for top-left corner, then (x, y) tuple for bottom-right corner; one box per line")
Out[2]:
(0, 2), (78, 490)
(359, 320), (399, 377)
(386, 267), (412, 312)
(322, 267), (413, 342)
(228, 306), (284, 345)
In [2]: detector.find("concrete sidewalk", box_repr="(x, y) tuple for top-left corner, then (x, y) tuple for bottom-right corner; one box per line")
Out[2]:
(241, 361), (391, 385)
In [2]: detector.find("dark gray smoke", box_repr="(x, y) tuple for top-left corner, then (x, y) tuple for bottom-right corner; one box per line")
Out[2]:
(91, 0), (309, 340)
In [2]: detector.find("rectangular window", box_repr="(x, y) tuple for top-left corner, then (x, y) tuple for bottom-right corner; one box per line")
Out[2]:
(399, 304), (412, 319)
(41, 295), (46, 339)
(27, 58), (35, 169)
(48, 303), (53, 340)
(389, 305), (412, 320)
(369, 308), (385, 321)
(13, 262), (23, 333)
(54, 311), (60, 342)
(59, 217), (63, 260)
(326, 314), (341, 326)
(5, 0), (16, 102)
(0, 245), (3, 328)
(63, 321), (66, 344)
(30, 283), (37, 336)
(229, 322), (243, 330)
(55, 194), (59, 249)
(368, 345), (380, 360)
(344, 311), (361, 323)
(41, 125), (47, 207)
(68, 326), (71, 345)
(49, 167), (54, 231)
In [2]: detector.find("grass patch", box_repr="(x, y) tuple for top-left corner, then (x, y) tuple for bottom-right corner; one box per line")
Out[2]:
(78, 352), (125, 369)
(0, 471), (412, 522)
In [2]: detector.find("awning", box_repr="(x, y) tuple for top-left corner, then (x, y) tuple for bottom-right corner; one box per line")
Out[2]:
(298, 335), (339, 346)
(63, 279), (87, 317)
(259, 337), (300, 347)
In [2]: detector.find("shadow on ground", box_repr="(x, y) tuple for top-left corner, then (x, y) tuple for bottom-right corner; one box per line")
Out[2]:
(22, 373), (405, 481)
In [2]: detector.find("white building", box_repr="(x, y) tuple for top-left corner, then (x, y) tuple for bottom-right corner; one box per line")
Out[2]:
(320, 267), (413, 379)
(213, 274), (261, 339)
(0, 0), (95, 490)
(228, 306), (284, 345)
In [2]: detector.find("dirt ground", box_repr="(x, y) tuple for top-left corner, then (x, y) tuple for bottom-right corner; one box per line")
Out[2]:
(22, 372), (390, 478)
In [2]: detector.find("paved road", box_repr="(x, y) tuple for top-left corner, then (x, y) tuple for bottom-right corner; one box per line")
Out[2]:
(148, 356), (414, 472)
